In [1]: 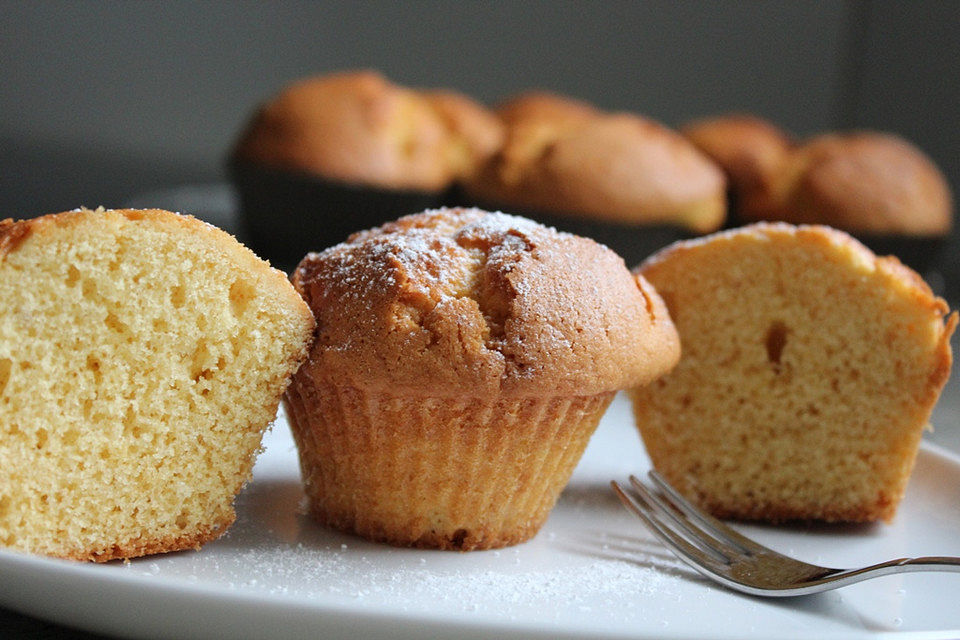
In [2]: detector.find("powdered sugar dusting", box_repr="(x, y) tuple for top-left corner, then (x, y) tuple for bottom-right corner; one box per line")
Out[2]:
(138, 527), (682, 626)
(110, 404), (696, 627)
(309, 208), (548, 307)
(214, 544), (670, 607)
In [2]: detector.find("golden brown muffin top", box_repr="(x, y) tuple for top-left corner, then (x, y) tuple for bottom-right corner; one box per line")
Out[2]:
(778, 132), (953, 235)
(2, 208), (293, 278)
(683, 115), (953, 236)
(490, 91), (600, 184)
(495, 91), (599, 128)
(682, 114), (793, 193)
(421, 90), (505, 182)
(292, 208), (680, 396)
(233, 70), (502, 191)
(468, 107), (727, 232)
(643, 222), (949, 307)
(466, 91), (727, 232)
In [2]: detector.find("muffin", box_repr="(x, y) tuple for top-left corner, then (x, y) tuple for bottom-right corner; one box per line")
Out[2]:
(770, 132), (952, 236)
(681, 114), (792, 212)
(421, 89), (506, 184)
(284, 208), (680, 549)
(231, 70), (503, 269)
(630, 223), (955, 523)
(490, 91), (600, 165)
(683, 116), (953, 272)
(494, 91), (599, 128)
(461, 92), (727, 265)
(0, 208), (315, 561)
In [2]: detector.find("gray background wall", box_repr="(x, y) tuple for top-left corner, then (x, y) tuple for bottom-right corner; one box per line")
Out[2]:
(1, 0), (957, 220)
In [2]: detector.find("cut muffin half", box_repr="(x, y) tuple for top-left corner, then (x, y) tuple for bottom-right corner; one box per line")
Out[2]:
(631, 223), (955, 523)
(0, 208), (314, 561)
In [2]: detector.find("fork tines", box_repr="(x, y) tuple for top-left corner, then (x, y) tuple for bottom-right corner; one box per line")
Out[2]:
(612, 473), (747, 572)
(613, 471), (960, 597)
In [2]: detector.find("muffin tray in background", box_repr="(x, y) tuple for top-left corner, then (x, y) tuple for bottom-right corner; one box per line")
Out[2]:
(229, 160), (441, 272)
(2, 394), (960, 640)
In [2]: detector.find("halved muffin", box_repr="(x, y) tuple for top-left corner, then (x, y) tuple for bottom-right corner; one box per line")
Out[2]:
(631, 223), (955, 522)
(0, 208), (314, 561)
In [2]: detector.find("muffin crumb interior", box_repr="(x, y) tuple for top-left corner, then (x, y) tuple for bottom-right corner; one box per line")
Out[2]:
(0, 209), (312, 560)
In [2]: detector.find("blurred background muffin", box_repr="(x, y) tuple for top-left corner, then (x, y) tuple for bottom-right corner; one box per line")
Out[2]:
(5, 3), (958, 292)
(233, 76), (729, 271)
(682, 115), (793, 212)
(683, 115), (953, 273)
(461, 92), (727, 266)
(230, 70), (503, 269)
(773, 133), (951, 234)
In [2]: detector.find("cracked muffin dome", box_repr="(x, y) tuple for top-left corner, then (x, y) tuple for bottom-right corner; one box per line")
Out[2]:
(284, 208), (680, 550)
(631, 223), (955, 523)
(295, 208), (678, 396)
(0, 208), (315, 561)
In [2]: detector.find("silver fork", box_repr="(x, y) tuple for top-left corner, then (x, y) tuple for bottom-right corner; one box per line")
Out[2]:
(611, 472), (960, 597)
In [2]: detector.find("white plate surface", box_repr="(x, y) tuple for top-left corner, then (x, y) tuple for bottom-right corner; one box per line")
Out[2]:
(2, 394), (960, 640)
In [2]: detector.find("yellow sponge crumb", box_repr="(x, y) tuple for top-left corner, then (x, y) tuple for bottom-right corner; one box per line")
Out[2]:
(631, 223), (954, 523)
(0, 208), (314, 561)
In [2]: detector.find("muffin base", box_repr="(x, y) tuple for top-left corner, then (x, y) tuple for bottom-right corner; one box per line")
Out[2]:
(284, 382), (615, 550)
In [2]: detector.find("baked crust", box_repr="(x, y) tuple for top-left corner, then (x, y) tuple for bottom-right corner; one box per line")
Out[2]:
(683, 115), (953, 235)
(466, 93), (726, 232)
(0, 217), (34, 257)
(422, 89), (505, 182)
(2, 207), (306, 278)
(779, 133), (953, 234)
(682, 114), (792, 196)
(57, 514), (235, 562)
(291, 207), (680, 397)
(233, 70), (502, 192)
(494, 91), (600, 128)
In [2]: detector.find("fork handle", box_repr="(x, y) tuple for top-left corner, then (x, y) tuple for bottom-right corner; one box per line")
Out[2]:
(884, 556), (960, 571)
(832, 556), (960, 584)
(787, 556), (960, 596)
